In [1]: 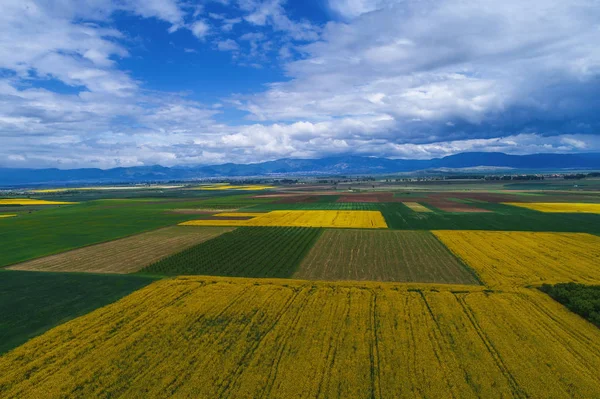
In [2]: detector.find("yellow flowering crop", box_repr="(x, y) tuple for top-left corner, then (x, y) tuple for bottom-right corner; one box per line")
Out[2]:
(1, 277), (599, 398)
(181, 210), (388, 228)
(402, 202), (433, 212)
(0, 199), (78, 205)
(195, 184), (274, 191)
(503, 202), (600, 213)
(433, 230), (600, 288)
(0, 214), (17, 218)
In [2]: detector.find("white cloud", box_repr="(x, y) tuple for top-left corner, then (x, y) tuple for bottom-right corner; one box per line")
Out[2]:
(217, 39), (240, 51)
(190, 20), (211, 39)
(1, 0), (600, 169)
(238, 0), (600, 146)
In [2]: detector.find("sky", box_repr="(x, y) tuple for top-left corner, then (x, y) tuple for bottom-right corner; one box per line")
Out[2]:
(1, 0), (600, 169)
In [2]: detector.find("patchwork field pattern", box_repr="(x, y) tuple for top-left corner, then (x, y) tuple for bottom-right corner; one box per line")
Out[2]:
(0, 270), (156, 354)
(181, 210), (389, 228)
(503, 202), (600, 213)
(8, 226), (234, 274)
(433, 231), (600, 288)
(141, 227), (322, 277)
(1, 277), (600, 398)
(295, 230), (479, 284)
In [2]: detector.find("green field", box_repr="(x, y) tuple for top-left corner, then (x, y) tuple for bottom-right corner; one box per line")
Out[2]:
(0, 270), (157, 354)
(377, 202), (600, 232)
(141, 226), (322, 277)
(0, 201), (193, 267)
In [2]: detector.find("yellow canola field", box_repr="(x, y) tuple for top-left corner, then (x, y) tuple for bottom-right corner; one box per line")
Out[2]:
(433, 230), (600, 288)
(195, 184), (274, 191)
(0, 199), (77, 205)
(503, 202), (600, 214)
(1, 277), (600, 398)
(402, 202), (433, 212)
(0, 214), (17, 218)
(181, 210), (389, 228)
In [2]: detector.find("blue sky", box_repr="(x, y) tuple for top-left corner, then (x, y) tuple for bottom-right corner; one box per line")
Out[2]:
(1, 0), (600, 169)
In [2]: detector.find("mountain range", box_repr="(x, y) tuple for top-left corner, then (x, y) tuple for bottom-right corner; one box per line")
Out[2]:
(1, 152), (600, 187)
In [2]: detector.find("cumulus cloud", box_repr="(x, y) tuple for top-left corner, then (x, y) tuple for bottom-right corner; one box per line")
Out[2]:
(240, 0), (600, 145)
(1, 0), (600, 169)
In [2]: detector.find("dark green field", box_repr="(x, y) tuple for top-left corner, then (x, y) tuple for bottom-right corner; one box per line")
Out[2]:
(377, 202), (600, 232)
(141, 226), (322, 278)
(0, 270), (157, 354)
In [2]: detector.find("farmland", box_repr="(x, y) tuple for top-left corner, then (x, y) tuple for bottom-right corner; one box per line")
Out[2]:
(181, 210), (389, 228)
(0, 201), (194, 267)
(433, 231), (600, 288)
(2, 178), (600, 398)
(0, 270), (156, 354)
(141, 227), (322, 277)
(503, 202), (600, 213)
(0, 199), (78, 205)
(1, 277), (600, 398)
(296, 230), (479, 284)
(377, 202), (600, 232)
(8, 226), (233, 274)
(401, 202), (432, 212)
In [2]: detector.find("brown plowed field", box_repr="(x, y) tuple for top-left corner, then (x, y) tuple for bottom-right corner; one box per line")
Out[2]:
(8, 226), (234, 274)
(423, 198), (491, 212)
(294, 229), (479, 284)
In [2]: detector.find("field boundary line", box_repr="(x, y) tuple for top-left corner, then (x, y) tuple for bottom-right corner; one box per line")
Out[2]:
(430, 231), (485, 286)
(3, 224), (195, 270)
(315, 287), (352, 399)
(455, 293), (525, 398)
(416, 291), (458, 399)
(219, 287), (304, 398)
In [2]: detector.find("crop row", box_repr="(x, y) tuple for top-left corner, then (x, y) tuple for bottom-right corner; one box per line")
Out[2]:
(141, 226), (322, 278)
(2, 278), (600, 398)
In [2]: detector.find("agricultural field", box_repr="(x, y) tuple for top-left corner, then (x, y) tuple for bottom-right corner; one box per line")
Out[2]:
(433, 231), (600, 288)
(2, 178), (600, 398)
(0, 198), (78, 205)
(503, 202), (600, 213)
(0, 214), (16, 218)
(0, 201), (194, 267)
(1, 277), (600, 398)
(296, 230), (479, 284)
(0, 270), (156, 354)
(8, 226), (233, 274)
(377, 202), (600, 233)
(141, 227), (322, 277)
(402, 202), (432, 212)
(181, 210), (389, 228)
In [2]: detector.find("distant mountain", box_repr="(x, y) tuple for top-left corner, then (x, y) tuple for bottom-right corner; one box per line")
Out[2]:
(1, 152), (600, 187)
